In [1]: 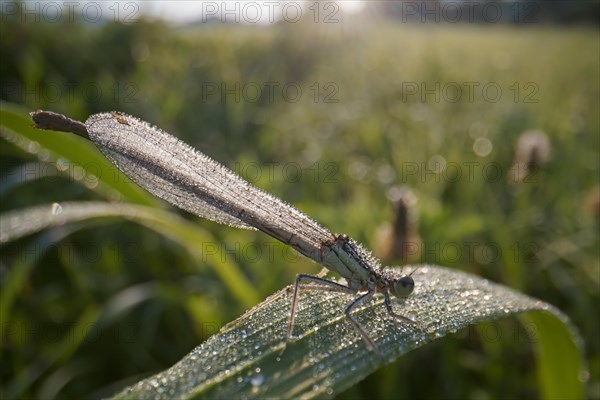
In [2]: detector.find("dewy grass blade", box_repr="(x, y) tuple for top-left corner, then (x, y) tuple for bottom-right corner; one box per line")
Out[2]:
(109, 265), (584, 400)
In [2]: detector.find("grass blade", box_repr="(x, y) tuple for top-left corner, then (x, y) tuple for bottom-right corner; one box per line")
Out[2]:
(0, 103), (157, 206)
(110, 265), (584, 399)
(0, 202), (260, 308)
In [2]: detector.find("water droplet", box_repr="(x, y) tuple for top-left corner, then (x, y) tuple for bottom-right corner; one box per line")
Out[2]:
(56, 158), (68, 171)
(473, 137), (493, 157)
(578, 369), (590, 382)
(250, 374), (264, 387)
(39, 149), (50, 161)
(51, 203), (63, 215)
(27, 141), (40, 154)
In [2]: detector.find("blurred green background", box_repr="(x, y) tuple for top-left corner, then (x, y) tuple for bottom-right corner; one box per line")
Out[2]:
(1, 1), (598, 399)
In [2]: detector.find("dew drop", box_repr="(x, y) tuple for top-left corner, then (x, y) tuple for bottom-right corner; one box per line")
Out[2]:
(56, 158), (69, 171)
(51, 202), (63, 215)
(250, 374), (264, 387)
(27, 141), (40, 154)
(473, 137), (493, 157)
(39, 149), (50, 161)
(578, 369), (590, 382)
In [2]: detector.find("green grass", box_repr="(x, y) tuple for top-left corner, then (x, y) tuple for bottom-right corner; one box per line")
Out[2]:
(1, 17), (598, 399)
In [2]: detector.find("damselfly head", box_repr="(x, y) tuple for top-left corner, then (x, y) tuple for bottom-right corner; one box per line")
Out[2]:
(389, 274), (414, 298)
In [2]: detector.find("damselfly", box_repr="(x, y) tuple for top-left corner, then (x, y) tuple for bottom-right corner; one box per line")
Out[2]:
(31, 110), (422, 356)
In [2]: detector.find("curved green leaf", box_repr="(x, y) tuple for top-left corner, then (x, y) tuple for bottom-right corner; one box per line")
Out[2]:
(0, 202), (260, 308)
(0, 102), (157, 206)
(110, 265), (584, 399)
(524, 312), (585, 399)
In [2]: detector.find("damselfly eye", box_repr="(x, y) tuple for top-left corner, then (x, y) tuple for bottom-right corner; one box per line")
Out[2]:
(390, 275), (414, 298)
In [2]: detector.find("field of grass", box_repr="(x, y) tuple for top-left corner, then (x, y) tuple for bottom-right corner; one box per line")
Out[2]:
(1, 13), (598, 399)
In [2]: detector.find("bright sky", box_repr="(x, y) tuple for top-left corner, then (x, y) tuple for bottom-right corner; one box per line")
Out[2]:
(6, 1), (365, 25)
(140, 1), (365, 24)
(0, 0), (366, 24)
